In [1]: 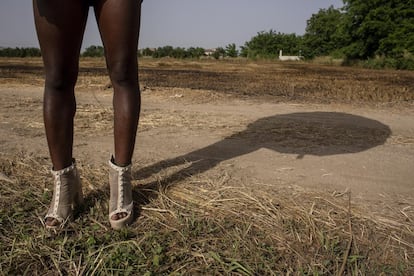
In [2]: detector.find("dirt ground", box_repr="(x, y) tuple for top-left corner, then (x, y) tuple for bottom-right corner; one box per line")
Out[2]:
(1, 59), (414, 273)
(0, 58), (413, 215)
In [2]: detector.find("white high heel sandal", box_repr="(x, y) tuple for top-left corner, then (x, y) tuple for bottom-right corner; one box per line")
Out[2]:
(108, 157), (134, 230)
(44, 160), (83, 229)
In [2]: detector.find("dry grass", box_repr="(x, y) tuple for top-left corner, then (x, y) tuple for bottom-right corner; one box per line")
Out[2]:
(0, 153), (413, 275)
(1, 57), (413, 274)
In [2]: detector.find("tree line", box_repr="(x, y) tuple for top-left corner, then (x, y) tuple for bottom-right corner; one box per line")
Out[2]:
(138, 43), (239, 59)
(1, 0), (413, 69)
(240, 0), (413, 69)
(0, 47), (41, 57)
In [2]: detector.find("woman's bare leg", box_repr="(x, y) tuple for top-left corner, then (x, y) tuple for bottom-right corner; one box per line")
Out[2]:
(33, 0), (89, 170)
(94, 0), (141, 167)
(33, 0), (88, 227)
(94, 0), (141, 220)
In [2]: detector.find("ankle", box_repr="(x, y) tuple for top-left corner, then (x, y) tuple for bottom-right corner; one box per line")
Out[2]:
(52, 159), (75, 171)
(110, 156), (131, 168)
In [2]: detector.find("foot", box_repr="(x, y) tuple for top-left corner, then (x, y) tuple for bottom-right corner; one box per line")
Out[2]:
(45, 217), (62, 228)
(108, 157), (134, 229)
(44, 160), (83, 229)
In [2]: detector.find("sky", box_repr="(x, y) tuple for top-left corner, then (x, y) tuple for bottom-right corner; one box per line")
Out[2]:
(0, 0), (344, 51)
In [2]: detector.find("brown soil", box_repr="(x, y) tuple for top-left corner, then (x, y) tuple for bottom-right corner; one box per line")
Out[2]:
(1, 57), (413, 219)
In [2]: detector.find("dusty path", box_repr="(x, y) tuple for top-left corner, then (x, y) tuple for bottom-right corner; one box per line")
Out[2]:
(1, 86), (413, 210)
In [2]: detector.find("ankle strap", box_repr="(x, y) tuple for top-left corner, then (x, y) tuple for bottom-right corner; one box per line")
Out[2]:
(51, 160), (76, 176)
(109, 157), (131, 172)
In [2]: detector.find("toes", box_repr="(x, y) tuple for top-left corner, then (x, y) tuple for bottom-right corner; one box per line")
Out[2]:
(45, 217), (60, 227)
(111, 212), (127, 221)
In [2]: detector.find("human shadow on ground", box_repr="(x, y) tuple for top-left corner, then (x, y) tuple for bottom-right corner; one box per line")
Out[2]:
(131, 112), (391, 206)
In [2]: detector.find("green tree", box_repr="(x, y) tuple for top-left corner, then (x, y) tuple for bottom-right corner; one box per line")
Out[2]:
(212, 47), (225, 59)
(243, 30), (280, 58)
(239, 45), (249, 58)
(303, 6), (348, 58)
(0, 47), (41, 57)
(225, 43), (238, 57)
(26, 47), (41, 57)
(82, 45), (104, 57)
(141, 47), (155, 57)
(152, 45), (174, 58)
(342, 0), (414, 59)
(186, 47), (205, 59)
(172, 47), (187, 59)
(242, 30), (303, 59)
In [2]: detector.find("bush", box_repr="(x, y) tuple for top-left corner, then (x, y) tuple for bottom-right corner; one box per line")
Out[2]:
(0, 47), (41, 57)
(82, 45), (104, 57)
(343, 56), (414, 71)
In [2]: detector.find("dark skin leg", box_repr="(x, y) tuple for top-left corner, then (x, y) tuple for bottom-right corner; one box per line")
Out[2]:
(94, 0), (141, 168)
(33, 0), (89, 171)
(34, 0), (88, 227)
(94, 0), (141, 220)
(33, 0), (141, 225)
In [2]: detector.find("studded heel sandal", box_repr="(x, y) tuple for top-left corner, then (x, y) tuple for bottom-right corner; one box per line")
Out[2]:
(108, 158), (134, 230)
(44, 160), (83, 229)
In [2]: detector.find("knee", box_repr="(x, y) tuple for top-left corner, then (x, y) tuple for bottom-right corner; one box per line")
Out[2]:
(108, 60), (138, 88)
(45, 67), (78, 91)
